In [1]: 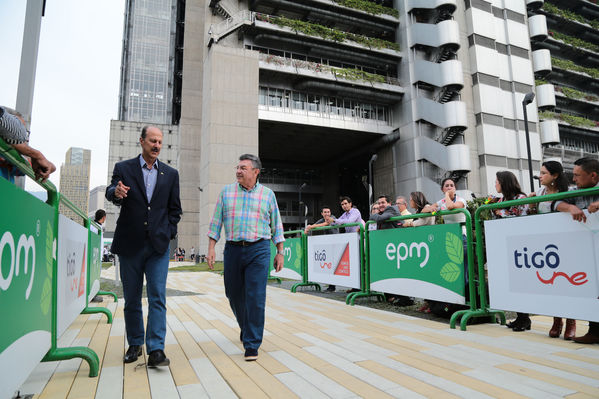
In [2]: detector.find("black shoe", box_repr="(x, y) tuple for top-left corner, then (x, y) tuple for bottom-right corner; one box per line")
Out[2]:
(240, 330), (243, 342)
(326, 285), (336, 292)
(124, 345), (142, 363)
(244, 348), (258, 361)
(147, 349), (170, 367)
(394, 296), (414, 307)
(511, 317), (532, 332)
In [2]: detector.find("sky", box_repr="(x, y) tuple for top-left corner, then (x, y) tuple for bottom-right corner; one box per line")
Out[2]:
(0, 0), (125, 191)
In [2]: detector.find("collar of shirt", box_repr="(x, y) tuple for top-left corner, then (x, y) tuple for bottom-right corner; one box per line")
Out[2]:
(139, 154), (159, 171)
(238, 181), (260, 192)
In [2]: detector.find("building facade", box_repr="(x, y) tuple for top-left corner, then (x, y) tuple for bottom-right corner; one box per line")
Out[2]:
(59, 147), (91, 222)
(88, 185), (107, 217)
(527, 0), (599, 176)
(108, 0), (599, 257)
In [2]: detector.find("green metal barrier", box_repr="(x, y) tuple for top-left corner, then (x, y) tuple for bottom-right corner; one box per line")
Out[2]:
(471, 187), (599, 330)
(0, 138), (104, 378)
(359, 210), (476, 311)
(59, 195), (113, 324)
(268, 229), (305, 284)
(298, 223), (365, 298)
(88, 220), (118, 303)
(305, 223), (374, 304)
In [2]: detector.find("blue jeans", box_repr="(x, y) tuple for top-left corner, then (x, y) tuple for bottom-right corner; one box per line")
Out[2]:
(223, 240), (270, 350)
(119, 241), (169, 353)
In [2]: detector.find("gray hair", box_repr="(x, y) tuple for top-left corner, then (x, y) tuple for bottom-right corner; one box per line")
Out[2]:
(239, 153), (262, 170)
(396, 196), (407, 204)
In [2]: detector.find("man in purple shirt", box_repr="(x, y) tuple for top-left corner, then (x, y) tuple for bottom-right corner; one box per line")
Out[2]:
(330, 196), (364, 233)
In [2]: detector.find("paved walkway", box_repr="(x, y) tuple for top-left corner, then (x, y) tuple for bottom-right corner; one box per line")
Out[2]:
(17, 272), (599, 398)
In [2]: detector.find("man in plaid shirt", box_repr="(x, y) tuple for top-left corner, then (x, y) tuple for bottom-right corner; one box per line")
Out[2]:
(207, 154), (285, 361)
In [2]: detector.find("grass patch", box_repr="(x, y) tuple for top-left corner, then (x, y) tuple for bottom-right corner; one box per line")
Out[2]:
(170, 262), (224, 272)
(102, 262), (113, 269)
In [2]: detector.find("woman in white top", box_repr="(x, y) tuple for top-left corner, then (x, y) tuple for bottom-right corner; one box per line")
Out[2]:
(529, 161), (576, 340)
(429, 178), (467, 225)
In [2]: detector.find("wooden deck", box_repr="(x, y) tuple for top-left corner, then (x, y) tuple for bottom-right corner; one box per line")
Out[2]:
(17, 271), (599, 399)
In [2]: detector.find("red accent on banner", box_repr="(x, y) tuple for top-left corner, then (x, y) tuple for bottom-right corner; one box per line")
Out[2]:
(334, 244), (350, 276)
(78, 244), (86, 297)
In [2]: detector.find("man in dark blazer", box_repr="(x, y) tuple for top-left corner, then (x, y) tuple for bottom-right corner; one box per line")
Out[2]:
(106, 125), (182, 367)
(369, 194), (402, 230)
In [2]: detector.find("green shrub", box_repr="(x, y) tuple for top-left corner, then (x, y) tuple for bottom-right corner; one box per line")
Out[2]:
(257, 14), (400, 51)
(551, 57), (599, 78)
(549, 30), (599, 53)
(331, 0), (399, 18)
(539, 110), (598, 129)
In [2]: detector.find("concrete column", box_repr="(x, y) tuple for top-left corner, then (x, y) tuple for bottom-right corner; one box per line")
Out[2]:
(198, 45), (259, 259)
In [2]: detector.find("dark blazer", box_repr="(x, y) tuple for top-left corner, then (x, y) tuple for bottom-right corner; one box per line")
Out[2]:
(106, 156), (182, 256)
(369, 205), (402, 230)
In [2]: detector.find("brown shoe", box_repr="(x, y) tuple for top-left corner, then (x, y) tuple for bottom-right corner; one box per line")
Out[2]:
(549, 317), (563, 338)
(572, 331), (599, 344)
(564, 319), (576, 340)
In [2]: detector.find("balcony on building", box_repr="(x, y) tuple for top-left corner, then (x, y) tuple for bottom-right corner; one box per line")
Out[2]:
(540, 119), (560, 144)
(526, 0), (543, 10)
(528, 14), (548, 41)
(251, 0), (399, 39)
(536, 83), (556, 110)
(532, 49), (551, 76)
(258, 86), (395, 135)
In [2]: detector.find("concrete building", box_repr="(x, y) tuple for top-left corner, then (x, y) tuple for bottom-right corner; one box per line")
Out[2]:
(88, 185), (107, 217)
(59, 147), (91, 221)
(110, 0), (599, 257)
(105, 0), (186, 246)
(527, 0), (599, 175)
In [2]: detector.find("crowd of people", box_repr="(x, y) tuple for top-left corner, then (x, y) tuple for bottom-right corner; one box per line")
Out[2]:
(303, 158), (599, 345)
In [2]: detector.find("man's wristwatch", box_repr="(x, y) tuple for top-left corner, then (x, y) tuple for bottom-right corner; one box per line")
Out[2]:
(276, 250), (285, 256)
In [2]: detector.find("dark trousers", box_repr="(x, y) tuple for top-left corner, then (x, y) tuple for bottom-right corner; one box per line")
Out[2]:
(119, 241), (169, 353)
(223, 240), (270, 350)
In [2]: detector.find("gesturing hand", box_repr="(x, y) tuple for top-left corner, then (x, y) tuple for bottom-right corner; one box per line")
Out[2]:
(115, 181), (130, 199)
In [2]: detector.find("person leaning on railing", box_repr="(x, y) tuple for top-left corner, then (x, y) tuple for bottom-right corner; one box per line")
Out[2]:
(492, 171), (531, 332)
(554, 157), (599, 345)
(528, 161), (576, 340)
(0, 106), (56, 182)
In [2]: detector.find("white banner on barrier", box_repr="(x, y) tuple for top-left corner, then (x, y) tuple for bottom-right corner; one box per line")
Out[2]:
(57, 215), (88, 337)
(307, 232), (360, 289)
(485, 211), (599, 322)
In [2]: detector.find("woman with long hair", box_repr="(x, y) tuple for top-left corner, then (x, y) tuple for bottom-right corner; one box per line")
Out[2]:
(530, 161), (576, 339)
(494, 171), (531, 331)
(410, 191), (435, 226)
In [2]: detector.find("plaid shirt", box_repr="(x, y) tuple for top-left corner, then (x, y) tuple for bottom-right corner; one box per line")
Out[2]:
(208, 182), (285, 244)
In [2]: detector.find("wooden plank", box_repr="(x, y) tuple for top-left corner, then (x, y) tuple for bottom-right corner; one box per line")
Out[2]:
(269, 350), (356, 399)
(189, 358), (237, 399)
(122, 352), (151, 399)
(497, 363), (599, 397)
(554, 351), (599, 366)
(228, 355), (299, 399)
(66, 322), (111, 399)
(164, 342), (200, 387)
(196, 340), (268, 398)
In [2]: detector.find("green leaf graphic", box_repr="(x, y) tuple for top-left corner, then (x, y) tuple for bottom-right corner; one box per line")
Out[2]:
(445, 232), (463, 264)
(440, 262), (461, 283)
(46, 221), (53, 275)
(40, 277), (52, 315)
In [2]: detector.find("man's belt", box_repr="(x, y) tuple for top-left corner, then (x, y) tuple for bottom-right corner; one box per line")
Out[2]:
(226, 238), (264, 247)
